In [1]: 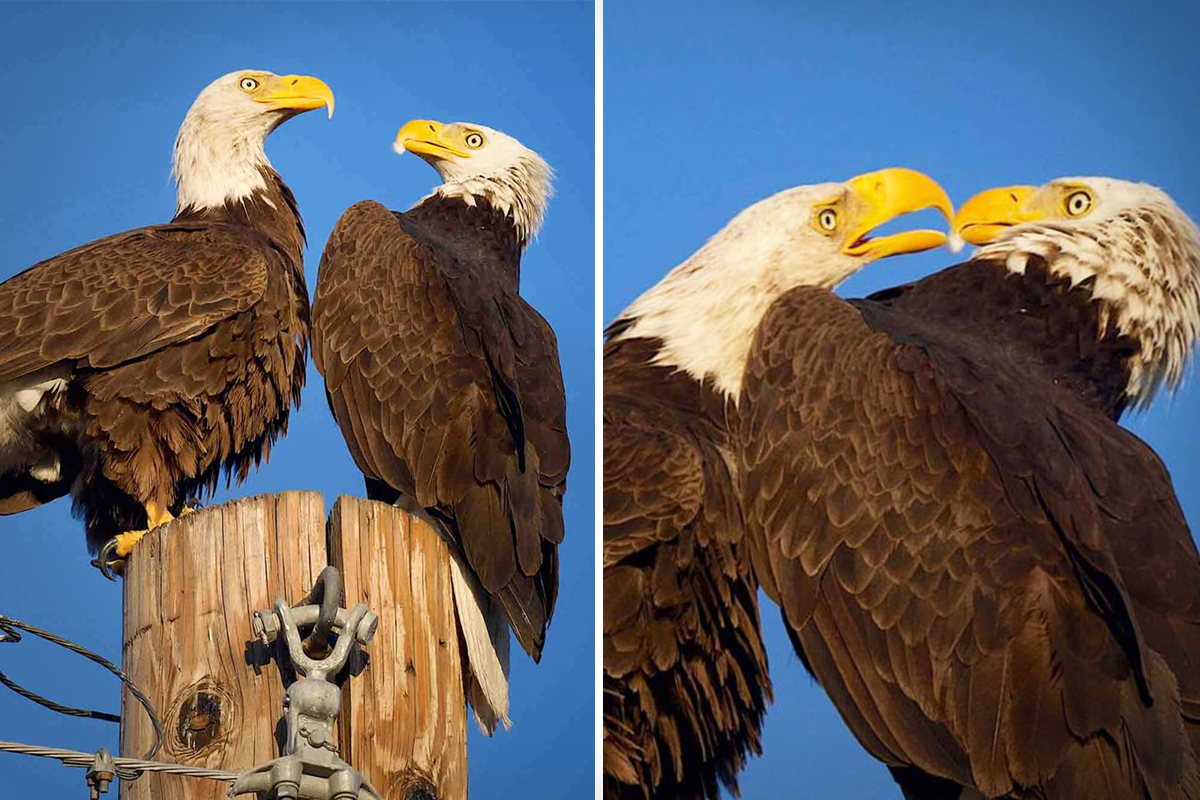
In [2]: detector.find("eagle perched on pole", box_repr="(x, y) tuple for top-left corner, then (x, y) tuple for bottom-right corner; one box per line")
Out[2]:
(313, 119), (570, 733)
(0, 69), (333, 573)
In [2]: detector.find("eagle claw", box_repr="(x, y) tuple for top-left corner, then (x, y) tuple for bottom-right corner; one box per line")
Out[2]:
(92, 539), (124, 582)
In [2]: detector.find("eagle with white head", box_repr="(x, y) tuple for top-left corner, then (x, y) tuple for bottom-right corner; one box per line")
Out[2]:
(0, 69), (333, 573)
(740, 175), (1200, 800)
(954, 177), (1200, 409)
(313, 119), (569, 735)
(603, 168), (954, 800)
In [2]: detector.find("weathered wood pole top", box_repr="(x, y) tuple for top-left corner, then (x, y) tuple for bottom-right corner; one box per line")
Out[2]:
(119, 492), (467, 800)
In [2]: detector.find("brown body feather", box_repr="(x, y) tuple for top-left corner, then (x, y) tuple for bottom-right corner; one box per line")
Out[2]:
(603, 334), (771, 800)
(740, 285), (1200, 799)
(860, 257), (1200, 794)
(860, 256), (1139, 419)
(312, 195), (569, 659)
(0, 167), (309, 550)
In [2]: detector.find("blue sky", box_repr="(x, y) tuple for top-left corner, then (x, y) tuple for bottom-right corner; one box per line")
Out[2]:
(606, 0), (1200, 797)
(0, 2), (592, 798)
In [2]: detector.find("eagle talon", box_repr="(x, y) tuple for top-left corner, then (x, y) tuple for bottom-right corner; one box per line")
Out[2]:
(92, 539), (123, 581)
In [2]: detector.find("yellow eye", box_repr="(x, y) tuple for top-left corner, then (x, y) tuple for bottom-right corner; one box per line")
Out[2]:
(815, 207), (839, 233)
(464, 132), (485, 149)
(239, 77), (260, 92)
(1064, 189), (1093, 218)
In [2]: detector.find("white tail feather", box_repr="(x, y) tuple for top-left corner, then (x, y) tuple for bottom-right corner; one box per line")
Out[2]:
(449, 554), (512, 734)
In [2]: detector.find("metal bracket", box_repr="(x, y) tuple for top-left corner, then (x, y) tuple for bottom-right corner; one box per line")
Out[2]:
(86, 748), (116, 799)
(231, 567), (383, 800)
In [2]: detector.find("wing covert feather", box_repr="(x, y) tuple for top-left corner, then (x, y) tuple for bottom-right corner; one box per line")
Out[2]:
(0, 223), (270, 382)
(603, 367), (769, 800)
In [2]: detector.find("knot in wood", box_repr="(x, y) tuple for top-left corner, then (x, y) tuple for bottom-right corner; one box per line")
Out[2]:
(398, 774), (440, 800)
(176, 690), (223, 751)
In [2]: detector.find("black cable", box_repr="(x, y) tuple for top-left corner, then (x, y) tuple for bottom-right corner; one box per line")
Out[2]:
(0, 614), (162, 761)
(0, 670), (119, 723)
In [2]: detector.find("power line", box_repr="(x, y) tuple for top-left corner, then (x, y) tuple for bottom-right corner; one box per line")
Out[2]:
(0, 614), (162, 760)
(0, 739), (237, 784)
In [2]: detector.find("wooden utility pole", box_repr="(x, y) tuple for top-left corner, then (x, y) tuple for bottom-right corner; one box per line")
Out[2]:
(330, 497), (468, 800)
(119, 492), (468, 800)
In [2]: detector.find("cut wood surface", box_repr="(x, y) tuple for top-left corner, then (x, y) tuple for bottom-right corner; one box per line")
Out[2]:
(330, 496), (468, 800)
(120, 491), (328, 800)
(119, 491), (467, 800)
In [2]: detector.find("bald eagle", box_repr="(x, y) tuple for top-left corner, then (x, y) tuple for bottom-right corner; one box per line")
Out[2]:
(602, 169), (954, 800)
(312, 119), (569, 734)
(739, 177), (1200, 799)
(0, 70), (333, 572)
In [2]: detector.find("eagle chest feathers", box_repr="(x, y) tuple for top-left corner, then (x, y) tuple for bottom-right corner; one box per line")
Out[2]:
(602, 335), (771, 800)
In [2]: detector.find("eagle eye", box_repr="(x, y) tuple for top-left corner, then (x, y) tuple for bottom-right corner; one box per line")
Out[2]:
(464, 132), (485, 149)
(814, 207), (839, 234)
(1064, 189), (1093, 218)
(239, 77), (260, 93)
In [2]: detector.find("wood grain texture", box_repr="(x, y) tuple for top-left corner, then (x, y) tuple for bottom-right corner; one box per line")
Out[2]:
(329, 496), (467, 800)
(120, 491), (327, 800)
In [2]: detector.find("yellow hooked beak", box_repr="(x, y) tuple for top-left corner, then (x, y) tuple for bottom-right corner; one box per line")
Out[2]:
(395, 119), (467, 159)
(953, 186), (1038, 245)
(254, 74), (335, 118)
(842, 168), (954, 258)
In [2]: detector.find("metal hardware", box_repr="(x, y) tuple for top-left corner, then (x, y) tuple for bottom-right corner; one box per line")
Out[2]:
(85, 748), (117, 799)
(233, 567), (382, 800)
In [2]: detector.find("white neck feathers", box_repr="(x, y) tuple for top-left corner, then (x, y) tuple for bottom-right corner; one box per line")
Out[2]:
(430, 156), (553, 245)
(612, 189), (856, 400)
(172, 109), (274, 214)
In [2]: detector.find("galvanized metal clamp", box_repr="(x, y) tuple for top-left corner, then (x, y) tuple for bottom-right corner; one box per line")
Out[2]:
(232, 567), (382, 800)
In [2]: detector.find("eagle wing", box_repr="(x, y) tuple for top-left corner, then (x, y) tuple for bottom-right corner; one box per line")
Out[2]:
(739, 285), (1195, 799)
(856, 287), (1200, 743)
(0, 222), (271, 383)
(602, 341), (769, 800)
(312, 200), (568, 658)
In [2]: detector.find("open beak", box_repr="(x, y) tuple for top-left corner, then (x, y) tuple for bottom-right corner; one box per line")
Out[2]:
(394, 119), (467, 160)
(254, 74), (335, 118)
(953, 186), (1038, 245)
(842, 168), (954, 258)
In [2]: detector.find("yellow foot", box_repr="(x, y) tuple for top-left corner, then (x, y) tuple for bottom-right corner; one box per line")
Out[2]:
(114, 502), (177, 557)
(97, 502), (178, 579)
(113, 527), (150, 558)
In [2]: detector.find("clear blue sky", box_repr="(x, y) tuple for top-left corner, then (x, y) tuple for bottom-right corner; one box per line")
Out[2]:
(0, 2), (592, 798)
(606, 0), (1200, 797)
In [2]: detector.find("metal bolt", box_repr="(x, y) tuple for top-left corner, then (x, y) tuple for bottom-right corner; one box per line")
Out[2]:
(86, 748), (116, 799)
(357, 610), (379, 646)
(253, 609), (280, 645)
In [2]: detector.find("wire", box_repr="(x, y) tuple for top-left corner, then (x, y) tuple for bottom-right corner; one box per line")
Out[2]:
(0, 614), (163, 760)
(0, 739), (238, 783)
